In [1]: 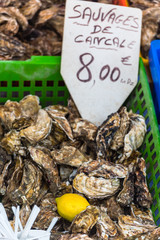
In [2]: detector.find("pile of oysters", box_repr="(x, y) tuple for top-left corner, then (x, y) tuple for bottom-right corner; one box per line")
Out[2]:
(0, 95), (159, 240)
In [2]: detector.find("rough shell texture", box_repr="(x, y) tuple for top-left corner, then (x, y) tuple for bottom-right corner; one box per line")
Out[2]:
(79, 160), (128, 179)
(70, 205), (99, 234)
(96, 112), (120, 159)
(51, 145), (89, 167)
(20, 109), (52, 144)
(73, 173), (120, 199)
(96, 207), (118, 239)
(29, 146), (60, 194)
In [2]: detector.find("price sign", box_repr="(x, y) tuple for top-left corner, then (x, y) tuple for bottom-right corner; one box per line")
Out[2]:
(61, 0), (142, 126)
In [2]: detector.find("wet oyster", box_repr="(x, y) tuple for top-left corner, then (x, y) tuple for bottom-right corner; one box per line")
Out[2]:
(96, 112), (120, 159)
(20, 109), (52, 145)
(79, 160), (128, 179)
(73, 173), (120, 199)
(134, 157), (152, 208)
(96, 207), (118, 239)
(51, 146), (89, 168)
(70, 205), (99, 234)
(29, 146), (60, 194)
(0, 159), (12, 195)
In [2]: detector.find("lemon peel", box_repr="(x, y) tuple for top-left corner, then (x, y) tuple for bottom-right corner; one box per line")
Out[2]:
(56, 193), (90, 222)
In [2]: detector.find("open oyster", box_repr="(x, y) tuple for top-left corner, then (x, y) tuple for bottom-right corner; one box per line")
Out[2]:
(73, 173), (120, 199)
(70, 205), (99, 234)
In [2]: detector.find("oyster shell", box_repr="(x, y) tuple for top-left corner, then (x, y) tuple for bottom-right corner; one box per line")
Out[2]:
(134, 157), (152, 208)
(118, 215), (156, 238)
(20, 0), (42, 20)
(71, 118), (97, 142)
(67, 98), (81, 123)
(36, 5), (60, 25)
(96, 207), (118, 239)
(8, 160), (42, 205)
(20, 109), (52, 145)
(79, 160), (128, 179)
(0, 159), (12, 195)
(116, 163), (135, 206)
(70, 205), (99, 234)
(96, 112), (120, 159)
(51, 146), (89, 168)
(121, 112), (146, 161)
(29, 146), (60, 194)
(33, 208), (60, 230)
(1, 130), (23, 155)
(19, 204), (31, 228)
(19, 95), (40, 119)
(0, 33), (26, 60)
(110, 107), (130, 151)
(131, 204), (156, 226)
(58, 234), (94, 240)
(45, 105), (73, 140)
(73, 173), (120, 199)
(105, 196), (124, 221)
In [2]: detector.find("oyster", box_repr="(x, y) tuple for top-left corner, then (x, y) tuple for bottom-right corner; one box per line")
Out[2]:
(39, 193), (57, 211)
(20, 0), (42, 20)
(116, 163), (135, 206)
(8, 160), (42, 205)
(121, 112), (146, 161)
(131, 204), (156, 226)
(45, 105), (73, 140)
(70, 205), (99, 234)
(59, 165), (75, 181)
(71, 118), (97, 142)
(1, 130), (23, 154)
(79, 160), (128, 179)
(118, 215), (156, 238)
(105, 196), (124, 221)
(110, 107), (130, 151)
(67, 98), (81, 123)
(96, 112), (120, 159)
(134, 157), (152, 208)
(29, 146), (60, 194)
(19, 95), (40, 119)
(129, 0), (160, 9)
(73, 173), (120, 199)
(51, 146), (89, 168)
(20, 109), (52, 145)
(58, 234), (94, 240)
(0, 159), (12, 195)
(0, 33), (26, 60)
(36, 5), (60, 25)
(19, 204), (31, 228)
(96, 207), (118, 239)
(33, 208), (60, 230)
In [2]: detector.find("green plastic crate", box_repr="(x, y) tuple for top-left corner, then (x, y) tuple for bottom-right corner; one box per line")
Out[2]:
(0, 56), (160, 226)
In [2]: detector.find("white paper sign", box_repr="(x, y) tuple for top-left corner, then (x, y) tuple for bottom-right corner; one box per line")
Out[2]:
(61, 0), (142, 126)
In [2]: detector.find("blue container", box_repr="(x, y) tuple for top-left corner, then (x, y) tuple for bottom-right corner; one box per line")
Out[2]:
(149, 40), (160, 123)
